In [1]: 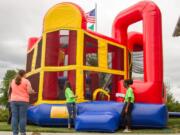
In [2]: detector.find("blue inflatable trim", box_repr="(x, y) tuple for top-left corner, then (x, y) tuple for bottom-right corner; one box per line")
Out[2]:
(27, 101), (168, 132)
(75, 101), (168, 132)
(76, 111), (120, 132)
(27, 104), (68, 126)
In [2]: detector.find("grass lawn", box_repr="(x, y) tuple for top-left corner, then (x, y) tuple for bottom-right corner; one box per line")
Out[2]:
(0, 118), (180, 133)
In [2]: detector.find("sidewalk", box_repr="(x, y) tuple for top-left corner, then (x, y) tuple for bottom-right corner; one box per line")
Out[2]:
(0, 132), (180, 135)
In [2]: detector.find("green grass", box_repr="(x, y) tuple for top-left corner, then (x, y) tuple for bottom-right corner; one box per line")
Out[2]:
(0, 118), (180, 133)
(0, 123), (75, 133)
(120, 118), (180, 134)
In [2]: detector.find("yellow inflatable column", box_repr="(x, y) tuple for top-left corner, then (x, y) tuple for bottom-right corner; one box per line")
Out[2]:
(35, 33), (46, 105)
(76, 30), (84, 102)
(98, 40), (107, 68)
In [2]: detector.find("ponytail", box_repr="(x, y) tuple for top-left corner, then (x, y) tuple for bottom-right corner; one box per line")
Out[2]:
(15, 70), (26, 85)
(15, 75), (22, 85)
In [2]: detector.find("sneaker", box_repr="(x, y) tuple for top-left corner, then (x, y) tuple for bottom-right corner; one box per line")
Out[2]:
(123, 129), (131, 133)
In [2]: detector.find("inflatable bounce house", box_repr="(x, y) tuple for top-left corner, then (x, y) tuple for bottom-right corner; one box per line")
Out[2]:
(26, 1), (168, 132)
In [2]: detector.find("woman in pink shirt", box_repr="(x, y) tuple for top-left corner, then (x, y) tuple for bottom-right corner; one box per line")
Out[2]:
(10, 70), (35, 135)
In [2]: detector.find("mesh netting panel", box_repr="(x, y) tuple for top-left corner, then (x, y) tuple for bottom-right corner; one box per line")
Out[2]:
(132, 51), (144, 74)
(27, 73), (40, 104)
(108, 44), (124, 71)
(35, 39), (42, 69)
(68, 30), (77, 65)
(45, 31), (59, 66)
(84, 34), (98, 67)
(84, 71), (123, 101)
(26, 49), (34, 73)
(45, 30), (77, 67)
(43, 71), (76, 100)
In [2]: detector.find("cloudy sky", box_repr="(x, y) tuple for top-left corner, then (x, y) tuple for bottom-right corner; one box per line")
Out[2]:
(0, 0), (180, 101)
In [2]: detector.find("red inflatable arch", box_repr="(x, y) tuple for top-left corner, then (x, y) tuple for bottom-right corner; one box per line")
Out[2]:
(113, 1), (165, 104)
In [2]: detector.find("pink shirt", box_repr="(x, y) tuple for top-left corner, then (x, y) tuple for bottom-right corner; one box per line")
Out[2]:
(10, 78), (31, 102)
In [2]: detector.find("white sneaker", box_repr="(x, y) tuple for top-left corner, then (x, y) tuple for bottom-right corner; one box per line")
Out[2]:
(123, 129), (131, 133)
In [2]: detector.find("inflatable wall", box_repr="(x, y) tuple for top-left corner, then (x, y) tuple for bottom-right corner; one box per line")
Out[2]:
(75, 101), (167, 132)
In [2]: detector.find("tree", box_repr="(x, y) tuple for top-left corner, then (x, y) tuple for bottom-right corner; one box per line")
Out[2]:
(0, 70), (16, 106)
(165, 81), (180, 112)
(166, 90), (180, 112)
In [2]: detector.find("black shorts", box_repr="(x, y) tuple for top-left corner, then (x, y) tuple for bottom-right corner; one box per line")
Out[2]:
(121, 102), (134, 116)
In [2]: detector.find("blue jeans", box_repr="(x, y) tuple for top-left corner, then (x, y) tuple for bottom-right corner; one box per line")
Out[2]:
(10, 101), (29, 135)
(66, 102), (76, 126)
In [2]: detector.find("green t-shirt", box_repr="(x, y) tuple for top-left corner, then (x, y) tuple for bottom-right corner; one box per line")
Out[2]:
(65, 87), (75, 103)
(124, 87), (134, 103)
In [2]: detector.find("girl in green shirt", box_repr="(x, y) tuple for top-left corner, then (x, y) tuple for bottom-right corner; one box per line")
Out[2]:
(64, 81), (77, 129)
(121, 79), (134, 132)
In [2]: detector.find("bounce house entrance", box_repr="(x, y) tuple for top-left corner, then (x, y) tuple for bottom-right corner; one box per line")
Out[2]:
(84, 71), (121, 101)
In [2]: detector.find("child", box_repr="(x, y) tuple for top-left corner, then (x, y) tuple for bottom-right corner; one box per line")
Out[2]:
(121, 79), (134, 132)
(64, 81), (77, 129)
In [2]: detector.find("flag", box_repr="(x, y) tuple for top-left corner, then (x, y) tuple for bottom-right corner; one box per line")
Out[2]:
(88, 24), (94, 31)
(86, 9), (96, 23)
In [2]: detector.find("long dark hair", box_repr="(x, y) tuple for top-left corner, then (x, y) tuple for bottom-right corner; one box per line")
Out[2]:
(64, 80), (72, 90)
(15, 70), (26, 85)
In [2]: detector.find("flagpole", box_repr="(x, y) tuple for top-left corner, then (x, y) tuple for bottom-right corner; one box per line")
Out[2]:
(95, 2), (97, 32)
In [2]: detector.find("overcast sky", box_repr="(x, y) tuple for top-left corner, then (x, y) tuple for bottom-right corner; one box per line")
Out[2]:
(0, 0), (180, 101)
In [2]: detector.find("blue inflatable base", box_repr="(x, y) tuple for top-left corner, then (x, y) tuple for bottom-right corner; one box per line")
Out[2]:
(76, 111), (120, 132)
(75, 101), (168, 132)
(27, 101), (168, 132)
(27, 104), (68, 126)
